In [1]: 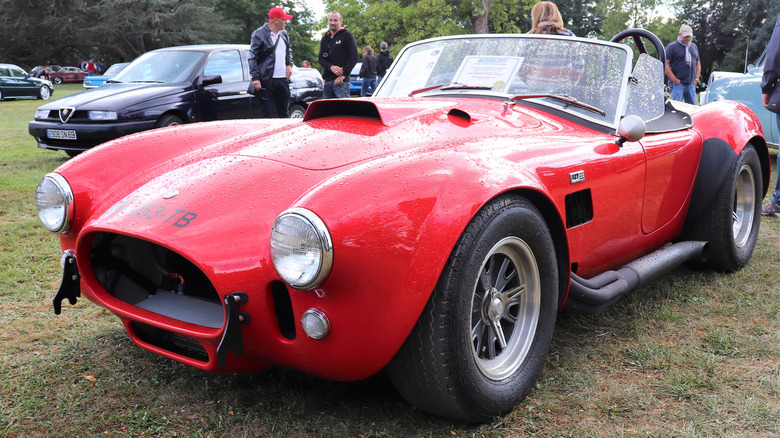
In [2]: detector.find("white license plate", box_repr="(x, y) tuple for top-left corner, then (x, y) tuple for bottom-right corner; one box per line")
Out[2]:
(47, 129), (77, 140)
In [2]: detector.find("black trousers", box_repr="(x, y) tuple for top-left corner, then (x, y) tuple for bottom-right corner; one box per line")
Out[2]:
(260, 78), (291, 118)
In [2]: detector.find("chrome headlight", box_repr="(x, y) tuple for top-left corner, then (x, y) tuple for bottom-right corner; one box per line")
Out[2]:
(270, 208), (333, 290)
(88, 110), (118, 121)
(35, 173), (74, 233)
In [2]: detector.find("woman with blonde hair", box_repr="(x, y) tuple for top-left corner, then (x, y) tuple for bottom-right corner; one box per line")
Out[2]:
(528, 1), (574, 36)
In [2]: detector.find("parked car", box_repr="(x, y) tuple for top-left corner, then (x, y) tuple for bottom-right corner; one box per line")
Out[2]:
(49, 66), (89, 84)
(83, 62), (130, 88)
(36, 30), (770, 422)
(288, 65), (323, 118)
(0, 63), (53, 100)
(699, 52), (778, 148)
(349, 62), (362, 95)
(30, 45), (262, 157)
(30, 65), (63, 77)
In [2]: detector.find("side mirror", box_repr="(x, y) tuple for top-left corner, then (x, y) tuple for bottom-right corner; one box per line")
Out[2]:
(617, 114), (646, 146)
(201, 75), (222, 87)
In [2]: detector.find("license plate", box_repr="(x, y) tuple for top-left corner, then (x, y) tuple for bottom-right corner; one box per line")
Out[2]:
(47, 129), (77, 140)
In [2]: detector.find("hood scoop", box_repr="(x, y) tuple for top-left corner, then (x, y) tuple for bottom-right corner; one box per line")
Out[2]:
(303, 98), (456, 126)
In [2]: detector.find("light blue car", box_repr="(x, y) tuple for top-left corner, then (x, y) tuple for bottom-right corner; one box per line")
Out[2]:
(82, 62), (130, 88)
(700, 53), (778, 148)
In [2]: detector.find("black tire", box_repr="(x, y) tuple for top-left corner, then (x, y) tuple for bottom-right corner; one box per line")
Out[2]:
(155, 114), (183, 128)
(686, 144), (762, 271)
(289, 104), (306, 119)
(53, 77), (63, 84)
(387, 195), (558, 422)
(65, 150), (81, 158)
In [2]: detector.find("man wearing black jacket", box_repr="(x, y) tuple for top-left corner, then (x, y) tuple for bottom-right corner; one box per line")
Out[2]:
(377, 42), (393, 84)
(761, 12), (780, 217)
(318, 11), (359, 98)
(249, 7), (294, 118)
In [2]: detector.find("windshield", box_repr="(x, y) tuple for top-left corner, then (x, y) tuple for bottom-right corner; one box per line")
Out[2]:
(375, 35), (633, 127)
(111, 51), (204, 84)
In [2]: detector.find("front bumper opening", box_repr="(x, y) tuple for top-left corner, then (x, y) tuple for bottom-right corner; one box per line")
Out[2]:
(90, 232), (223, 328)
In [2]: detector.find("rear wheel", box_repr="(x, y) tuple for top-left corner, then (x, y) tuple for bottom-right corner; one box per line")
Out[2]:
(388, 195), (558, 422)
(687, 144), (762, 271)
(155, 114), (183, 128)
(53, 77), (63, 84)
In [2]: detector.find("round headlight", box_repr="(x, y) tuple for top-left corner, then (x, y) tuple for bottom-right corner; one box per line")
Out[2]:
(270, 208), (332, 290)
(35, 173), (74, 233)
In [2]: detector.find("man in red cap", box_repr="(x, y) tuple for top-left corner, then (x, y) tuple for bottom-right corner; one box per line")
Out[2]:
(249, 7), (294, 117)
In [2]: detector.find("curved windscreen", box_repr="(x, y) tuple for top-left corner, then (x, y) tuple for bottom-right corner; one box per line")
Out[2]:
(375, 35), (633, 127)
(111, 51), (205, 84)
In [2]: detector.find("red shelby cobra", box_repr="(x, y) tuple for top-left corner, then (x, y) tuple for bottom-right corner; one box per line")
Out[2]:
(36, 31), (771, 422)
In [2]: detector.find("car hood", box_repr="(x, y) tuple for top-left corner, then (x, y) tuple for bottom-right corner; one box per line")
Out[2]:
(35, 82), (190, 111)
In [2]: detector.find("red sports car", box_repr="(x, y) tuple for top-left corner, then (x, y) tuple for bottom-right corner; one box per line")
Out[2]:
(36, 30), (771, 422)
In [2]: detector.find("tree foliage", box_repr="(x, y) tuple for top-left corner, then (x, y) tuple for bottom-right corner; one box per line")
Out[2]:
(1, 0), (777, 83)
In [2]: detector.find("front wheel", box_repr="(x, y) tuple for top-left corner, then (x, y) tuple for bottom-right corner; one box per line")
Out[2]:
(155, 114), (183, 128)
(687, 144), (762, 271)
(38, 85), (51, 100)
(289, 104), (306, 119)
(388, 195), (558, 422)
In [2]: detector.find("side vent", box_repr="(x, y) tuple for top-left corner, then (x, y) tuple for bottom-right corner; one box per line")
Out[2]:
(272, 281), (296, 340)
(565, 189), (593, 228)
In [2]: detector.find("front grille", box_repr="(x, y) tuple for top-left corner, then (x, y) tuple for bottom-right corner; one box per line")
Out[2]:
(90, 232), (223, 328)
(132, 322), (209, 362)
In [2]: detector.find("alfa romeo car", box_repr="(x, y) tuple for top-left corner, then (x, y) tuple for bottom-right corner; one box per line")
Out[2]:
(36, 30), (771, 422)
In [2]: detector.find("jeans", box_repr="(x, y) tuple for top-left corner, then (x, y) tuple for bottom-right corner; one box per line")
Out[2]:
(361, 77), (377, 97)
(773, 113), (780, 204)
(670, 82), (696, 104)
(260, 78), (291, 118)
(324, 80), (350, 98)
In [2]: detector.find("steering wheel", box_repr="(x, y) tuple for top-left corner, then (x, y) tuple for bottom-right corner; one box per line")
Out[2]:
(610, 29), (666, 67)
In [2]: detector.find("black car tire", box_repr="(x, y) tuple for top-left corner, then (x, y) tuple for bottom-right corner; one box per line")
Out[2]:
(685, 144), (762, 272)
(65, 150), (82, 158)
(53, 77), (63, 84)
(289, 104), (306, 119)
(155, 114), (183, 128)
(387, 194), (558, 422)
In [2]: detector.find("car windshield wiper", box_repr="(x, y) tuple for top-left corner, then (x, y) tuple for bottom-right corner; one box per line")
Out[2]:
(106, 79), (123, 84)
(511, 94), (606, 116)
(409, 82), (494, 97)
(130, 80), (164, 84)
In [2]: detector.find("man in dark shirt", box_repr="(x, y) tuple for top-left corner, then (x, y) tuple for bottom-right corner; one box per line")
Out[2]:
(664, 24), (701, 104)
(761, 12), (780, 217)
(377, 41), (393, 85)
(318, 11), (359, 98)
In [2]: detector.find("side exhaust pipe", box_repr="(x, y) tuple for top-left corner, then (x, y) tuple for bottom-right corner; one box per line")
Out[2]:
(563, 241), (709, 314)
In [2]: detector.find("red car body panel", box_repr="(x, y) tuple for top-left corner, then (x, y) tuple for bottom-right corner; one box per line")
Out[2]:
(51, 95), (767, 379)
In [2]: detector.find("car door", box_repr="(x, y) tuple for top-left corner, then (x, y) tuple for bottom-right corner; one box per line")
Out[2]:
(7, 67), (37, 97)
(199, 49), (254, 120)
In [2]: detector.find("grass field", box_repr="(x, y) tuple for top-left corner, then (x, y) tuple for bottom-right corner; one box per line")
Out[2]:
(1, 84), (779, 437)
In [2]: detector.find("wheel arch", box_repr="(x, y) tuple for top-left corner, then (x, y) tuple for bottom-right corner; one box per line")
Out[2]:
(497, 187), (570, 308)
(682, 135), (770, 235)
(158, 109), (190, 125)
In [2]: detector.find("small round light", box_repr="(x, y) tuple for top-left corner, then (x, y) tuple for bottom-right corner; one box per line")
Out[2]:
(35, 173), (74, 234)
(301, 308), (330, 339)
(270, 208), (332, 290)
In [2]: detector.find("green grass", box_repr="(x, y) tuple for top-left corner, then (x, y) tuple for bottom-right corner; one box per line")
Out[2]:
(1, 84), (779, 437)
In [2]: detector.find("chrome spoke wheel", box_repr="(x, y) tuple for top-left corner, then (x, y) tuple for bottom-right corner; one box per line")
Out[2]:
(732, 163), (756, 247)
(471, 236), (541, 381)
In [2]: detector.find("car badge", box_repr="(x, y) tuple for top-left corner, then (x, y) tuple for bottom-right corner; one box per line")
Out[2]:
(569, 170), (585, 184)
(162, 189), (179, 199)
(59, 107), (76, 124)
